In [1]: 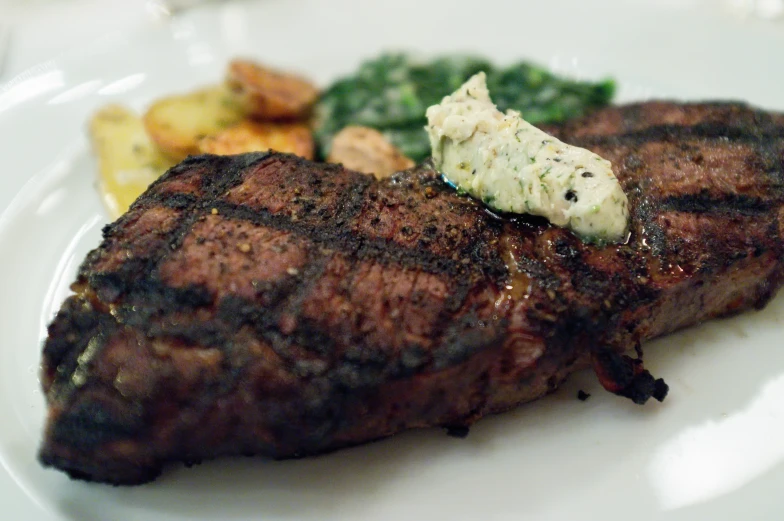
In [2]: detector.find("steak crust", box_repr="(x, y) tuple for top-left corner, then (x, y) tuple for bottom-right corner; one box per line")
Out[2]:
(39, 102), (784, 484)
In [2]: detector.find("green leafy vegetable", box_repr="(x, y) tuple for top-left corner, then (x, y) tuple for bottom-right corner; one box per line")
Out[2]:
(314, 53), (615, 163)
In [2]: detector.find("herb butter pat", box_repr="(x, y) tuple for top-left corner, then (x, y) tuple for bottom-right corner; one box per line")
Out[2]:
(426, 73), (629, 243)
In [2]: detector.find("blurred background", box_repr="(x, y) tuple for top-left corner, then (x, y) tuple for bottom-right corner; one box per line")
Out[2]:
(1, 0), (782, 84)
(0, 0), (204, 82)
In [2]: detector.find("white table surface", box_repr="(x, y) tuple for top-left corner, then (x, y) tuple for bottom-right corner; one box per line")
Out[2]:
(1, 0), (781, 87)
(0, 0), (154, 84)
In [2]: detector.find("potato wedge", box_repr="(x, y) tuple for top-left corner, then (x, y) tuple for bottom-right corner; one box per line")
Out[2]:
(226, 59), (319, 120)
(327, 126), (415, 179)
(143, 85), (245, 160)
(198, 120), (314, 159)
(89, 104), (176, 219)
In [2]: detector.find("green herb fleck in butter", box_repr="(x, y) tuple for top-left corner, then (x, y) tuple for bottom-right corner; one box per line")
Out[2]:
(426, 73), (629, 243)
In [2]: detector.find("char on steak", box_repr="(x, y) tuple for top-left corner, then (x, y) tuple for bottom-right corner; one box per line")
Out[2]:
(39, 102), (784, 484)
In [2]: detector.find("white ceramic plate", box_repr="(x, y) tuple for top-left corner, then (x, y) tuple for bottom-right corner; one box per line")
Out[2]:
(1, 1), (783, 519)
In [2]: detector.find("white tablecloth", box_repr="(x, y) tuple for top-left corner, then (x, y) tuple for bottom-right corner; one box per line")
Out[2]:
(0, 0), (153, 83)
(1, 0), (781, 85)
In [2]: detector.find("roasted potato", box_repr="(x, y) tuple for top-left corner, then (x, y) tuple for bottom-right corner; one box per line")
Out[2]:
(89, 105), (176, 219)
(327, 126), (415, 179)
(198, 120), (314, 159)
(142, 85), (245, 160)
(226, 59), (319, 120)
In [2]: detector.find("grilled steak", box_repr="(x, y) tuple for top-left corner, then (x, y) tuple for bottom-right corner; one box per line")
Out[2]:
(39, 102), (784, 484)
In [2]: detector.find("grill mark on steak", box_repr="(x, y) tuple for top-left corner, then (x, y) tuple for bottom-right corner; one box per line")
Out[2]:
(578, 121), (784, 146)
(553, 101), (784, 138)
(660, 192), (772, 215)
(39, 102), (784, 485)
(207, 200), (488, 276)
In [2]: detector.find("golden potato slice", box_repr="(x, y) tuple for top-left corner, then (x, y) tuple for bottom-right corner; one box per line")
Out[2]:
(143, 85), (245, 160)
(327, 126), (415, 179)
(198, 120), (314, 159)
(226, 59), (319, 120)
(89, 104), (176, 219)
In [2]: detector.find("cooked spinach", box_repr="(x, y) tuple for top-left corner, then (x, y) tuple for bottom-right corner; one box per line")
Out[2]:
(314, 53), (615, 163)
